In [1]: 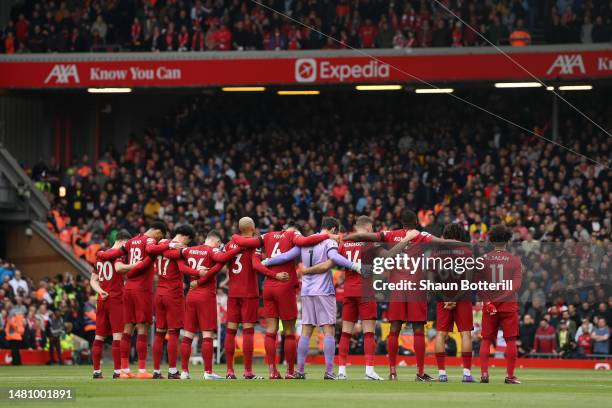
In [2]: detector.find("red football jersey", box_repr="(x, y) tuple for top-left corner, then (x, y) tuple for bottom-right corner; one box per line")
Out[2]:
(261, 230), (299, 288)
(379, 228), (433, 244)
(94, 248), (126, 300)
(154, 253), (183, 296)
(479, 249), (523, 312)
(123, 234), (170, 291)
(380, 229), (432, 301)
(338, 240), (374, 298)
(431, 245), (473, 300)
(225, 240), (259, 298)
(182, 245), (218, 299)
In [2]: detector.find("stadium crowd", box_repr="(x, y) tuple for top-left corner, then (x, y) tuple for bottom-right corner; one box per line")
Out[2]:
(2, 0), (612, 54)
(4, 90), (608, 366)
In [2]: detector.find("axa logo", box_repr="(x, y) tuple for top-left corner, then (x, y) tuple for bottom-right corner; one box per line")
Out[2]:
(295, 58), (317, 82)
(44, 64), (80, 84)
(547, 54), (585, 75)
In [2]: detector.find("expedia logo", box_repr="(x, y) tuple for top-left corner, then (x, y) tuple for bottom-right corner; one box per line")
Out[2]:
(295, 58), (317, 82)
(546, 54), (585, 75)
(295, 59), (390, 83)
(44, 64), (80, 84)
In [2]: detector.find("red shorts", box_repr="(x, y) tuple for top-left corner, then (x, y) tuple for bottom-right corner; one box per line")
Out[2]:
(123, 289), (153, 324)
(436, 300), (473, 332)
(227, 297), (258, 324)
(387, 301), (427, 322)
(96, 297), (124, 336)
(184, 294), (217, 333)
(155, 292), (184, 329)
(481, 311), (519, 340)
(263, 286), (298, 321)
(342, 296), (377, 322)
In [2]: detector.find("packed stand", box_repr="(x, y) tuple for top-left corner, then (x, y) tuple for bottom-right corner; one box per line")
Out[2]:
(2, 0), (611, 54)
(0, 258), (97, 365)
(24, 89), (612, 360)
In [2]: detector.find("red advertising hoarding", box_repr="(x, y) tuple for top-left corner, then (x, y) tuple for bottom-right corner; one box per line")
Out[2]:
(0, 48), (610, 89)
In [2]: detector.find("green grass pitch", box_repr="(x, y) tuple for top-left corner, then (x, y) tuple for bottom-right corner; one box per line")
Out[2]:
(1, 364), (610, 408)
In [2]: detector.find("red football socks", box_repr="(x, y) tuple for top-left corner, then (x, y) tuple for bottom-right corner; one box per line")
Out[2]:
(92, 339), (103, 371)
(462, 351), (473, 371)
(136, 334), (148, 370)
(387, 330), (399, 373)
(202, 337), (213, 374)
(225, 328), (237, 372)
(338, 332), (351, 366)
(243, 327), (254, 373)
(167, 330), (179, 370)
(505, 338), (517, 377)
(364, 332), (376, 367)
(435, 352), (446, 370)
(180, 337), (192, 373)
(152, 332), (165, 371)
(414, 331), (425, 376)
(265, 332), (277, 373)
(111, 340), (121, 371)
(284, 334), (296, 374)
(480, 339), (491, 376)
(120, 333), (131, 370)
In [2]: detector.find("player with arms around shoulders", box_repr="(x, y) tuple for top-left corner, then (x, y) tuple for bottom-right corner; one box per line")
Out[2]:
(263, 217), (363, 380)
(302, 216), (386, 380)
(151, 224), (199, 379)
(344, 209), (460, 381)
(223, 217), (287, 380)
(168, 229), (241, 380)
(90, 230), (132, 379)
(430, 223), (475, 383)
(114, 221), (185, 379)
(478, 224), (523, 384)
(230, 220), (329, 379)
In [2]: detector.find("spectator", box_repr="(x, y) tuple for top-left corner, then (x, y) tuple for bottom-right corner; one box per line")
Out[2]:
(591, 16), (611, 43)
(576, 320), (593, 356)
(91, 15), (108, 43)
(47, 310), (65, 365)
(509, 18), (531, 46)
(591, 318), (610, 355)
(533, 318), (557, 354)
(518, 314), (536, 356)
(580, 15), (593, 44)
(9, 270), (28, 295)
(5, 311), (25, 365)
(431, 19), (450, 47)
(486, 15), (509, 45)
(557, 320), (575, 357)
(375, 21), (394, 48)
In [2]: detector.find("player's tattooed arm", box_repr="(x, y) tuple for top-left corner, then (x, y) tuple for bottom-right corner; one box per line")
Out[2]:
(231, 234), (262, 248)
(262, 246), (301, 266)
(301, 259), (334, 275)
(163, 248), (183, 259)
(196, 262), (224, 286)
(211, 246), (242, 263)
(376, 230), (420, 258)
(176, 259), (203, 278)
(124, 257), (153, 278)
(293, 233), (329, 247)
(253, 255), (289, 281)
(342, 232), (381, 242)
(89, 270), (108, 299)
(97, 247), (125, 261)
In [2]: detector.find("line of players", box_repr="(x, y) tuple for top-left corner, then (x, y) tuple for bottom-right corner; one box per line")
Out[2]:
(90, 210), (522, 383)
